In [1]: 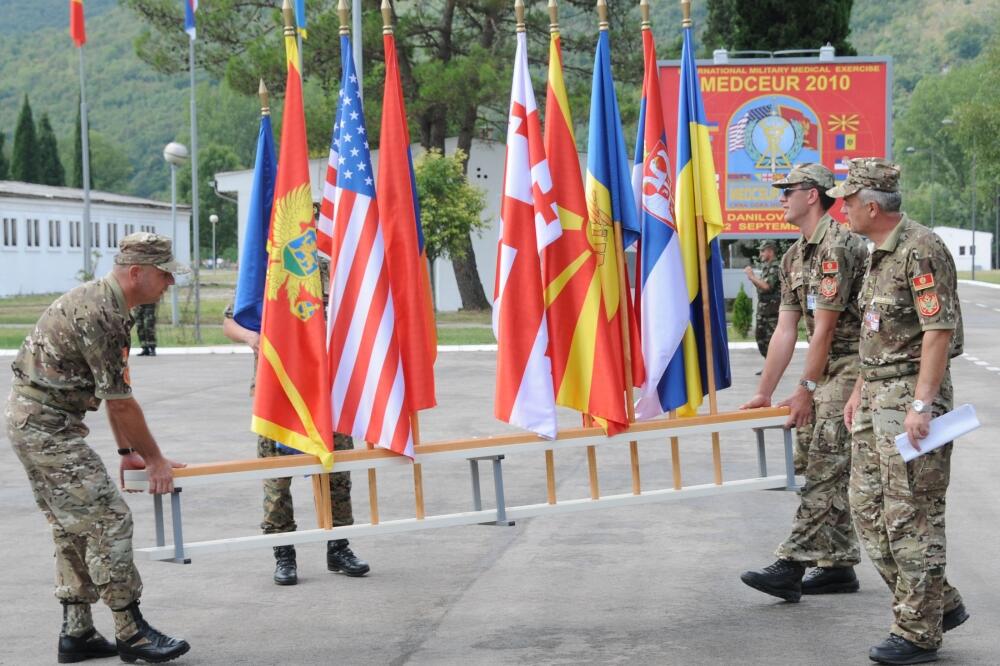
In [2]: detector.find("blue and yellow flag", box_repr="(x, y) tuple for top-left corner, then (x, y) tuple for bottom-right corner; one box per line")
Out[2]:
(673, 23), (731, 416)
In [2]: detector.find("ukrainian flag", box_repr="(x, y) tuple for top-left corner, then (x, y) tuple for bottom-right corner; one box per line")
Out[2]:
(674, 23), (731, 416)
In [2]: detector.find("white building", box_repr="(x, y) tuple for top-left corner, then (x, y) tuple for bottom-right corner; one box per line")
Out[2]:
(933, 225), (994, 272)
(0, 181), (191, 297)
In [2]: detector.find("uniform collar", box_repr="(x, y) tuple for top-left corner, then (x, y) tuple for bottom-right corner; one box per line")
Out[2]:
(805, 213), (834, 246)
(104, 273), (129, 317)
(875, 214), (910, 253)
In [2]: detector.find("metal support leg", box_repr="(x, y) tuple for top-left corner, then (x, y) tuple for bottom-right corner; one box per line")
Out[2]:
(469, 459), (482, 511)
(491, 455), (514, 527)
(782, 428), (798, 490)
(168, 489), (191, 564)
(153, 494), (166, 547)
(755, 429), (767, 477)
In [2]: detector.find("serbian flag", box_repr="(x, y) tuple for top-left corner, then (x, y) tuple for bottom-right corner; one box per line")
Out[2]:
(327, 34), (413, 458)
(251, 21), (334, 468)
(674, 22), (732, 416)
(541, 27), (630, 435)
(493, 29), (561, 439)
(70, 0), (85, 46)
(580, 28), (645, 429)
(233, 102), (277, 333)
(377, 25), (437, 412)
(632, 24), (689, 419)
(183, 0), (197, 40)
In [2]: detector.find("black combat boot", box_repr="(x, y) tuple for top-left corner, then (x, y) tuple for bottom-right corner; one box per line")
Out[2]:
(327, 539), (370, 577)
(147, 346), (156, 357)
(740, 559), (806, 602)
(58, 602), (117, 663)
(273, 545), (298, 585)
(801, 566), (860, 594)
(137, 347), (151, 357)
(943, 603), (969, 632)
(868, 634), (938, 664)
(114, 601), (190, 664)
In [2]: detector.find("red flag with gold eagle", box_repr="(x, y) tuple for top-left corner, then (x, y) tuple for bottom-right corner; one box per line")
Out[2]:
(251, 23), (334, 469)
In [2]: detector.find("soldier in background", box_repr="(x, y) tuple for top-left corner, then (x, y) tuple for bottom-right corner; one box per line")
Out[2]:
(740, 164), (866, 603)
(6, 233), (190, 663)
(745, 239), (780, 374)
(134, 303), (158, 356)
(835, 159), (968, 665)
(223, 255), (369, 586)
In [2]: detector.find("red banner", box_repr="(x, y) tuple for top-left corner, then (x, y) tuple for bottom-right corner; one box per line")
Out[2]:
(659, 58), (891, 235)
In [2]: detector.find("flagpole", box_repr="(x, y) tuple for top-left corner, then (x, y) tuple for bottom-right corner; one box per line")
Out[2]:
(680, 0), (722, 484)
(78, 46), (93, 278)
(353, 0), (363, 100)
(189, 34), (202, 342)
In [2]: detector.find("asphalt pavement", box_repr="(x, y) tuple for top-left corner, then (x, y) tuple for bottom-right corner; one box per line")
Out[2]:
(1, 282), (997, 665)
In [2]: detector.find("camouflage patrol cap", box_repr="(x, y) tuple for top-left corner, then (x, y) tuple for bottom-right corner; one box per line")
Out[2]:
(758, 239), (778, 252)
(826, 157), (900, 198)
(771, 163), (834, 190)
(115, 232), (190, 275)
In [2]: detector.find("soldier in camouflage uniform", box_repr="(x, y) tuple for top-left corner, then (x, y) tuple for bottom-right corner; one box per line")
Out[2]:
(740, 164), (866, 603)
(134, 303), (158, 356)
(223, 255), (369, 586)
(5, 233), (190, 663)
(745, 239), (781, 365)
(833, 159), (968, 665)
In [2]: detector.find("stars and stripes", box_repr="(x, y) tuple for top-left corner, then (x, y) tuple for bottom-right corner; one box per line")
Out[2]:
(727, 104), (771, 152)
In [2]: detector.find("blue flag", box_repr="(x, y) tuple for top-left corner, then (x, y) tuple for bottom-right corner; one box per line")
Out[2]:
(233, 112), (276, 332)
(294, 0), (307, 38)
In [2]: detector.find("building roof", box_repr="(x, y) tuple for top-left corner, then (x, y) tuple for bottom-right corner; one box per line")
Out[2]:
(0, 180), (190, 212)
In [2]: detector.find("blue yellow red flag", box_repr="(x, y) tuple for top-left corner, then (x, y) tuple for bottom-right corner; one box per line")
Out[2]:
(673, 24), (732, 416)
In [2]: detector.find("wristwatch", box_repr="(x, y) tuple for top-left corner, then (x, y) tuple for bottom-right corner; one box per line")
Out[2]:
(117, 447), (135, 455)
(799, 379), (817, 392)
(911, 399), (930, 415)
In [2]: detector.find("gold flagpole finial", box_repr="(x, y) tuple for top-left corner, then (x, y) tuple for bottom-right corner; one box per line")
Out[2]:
(640, 0), (651, 28)
(681, 0), (692, 28)
(339, 0), (350, 35)
(382, 0), (394, 34)
(282, 0), (296, 37)
(259, 79), (270, 116)
(597, 0), (609, 31)
(515, 0), (525, 32)
(549, 0), (559, 33)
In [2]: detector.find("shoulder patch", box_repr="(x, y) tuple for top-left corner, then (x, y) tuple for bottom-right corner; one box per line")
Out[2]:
(916, 291), (940, 317)
(912, 273), (935, 291)
(821, 260), (839, 274)
(819, 276), (838, 298)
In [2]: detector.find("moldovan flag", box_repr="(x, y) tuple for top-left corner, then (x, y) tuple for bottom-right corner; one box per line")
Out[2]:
(632, 24), (689, 419)
(377, 24), (437, 412)
(494, 30), (561, 439)
(542, 27), (630, 434)
(327, 34), (413, 458)
(70, 0), (86, 46)
(251, 24), (334, 468)
(673, 23), (732, 417)
(581, 28), (645, 430)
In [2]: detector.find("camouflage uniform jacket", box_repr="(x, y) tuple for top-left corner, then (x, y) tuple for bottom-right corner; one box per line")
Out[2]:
(858, 214), (963, 371)
(779, 214), (868, 358)
(11, 275), (133, 416)
(756, 259), (781, 316)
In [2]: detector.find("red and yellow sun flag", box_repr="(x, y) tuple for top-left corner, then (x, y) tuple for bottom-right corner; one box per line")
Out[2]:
(70, 0), (86, 46)
(251, 18), (334, 469)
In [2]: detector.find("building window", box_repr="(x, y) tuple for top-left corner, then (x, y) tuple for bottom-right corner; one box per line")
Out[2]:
(959, 246), (966, 255)
(140, 224), (155, 233)
(69, 221), (81, 248)
(124, 223), (135, 235)
(92, 222), (100, 248)
(107, 223), (118, 248)
(3, 217), (17, 247)
(24, 218), (41, 247)
(49, 220), (62, 247)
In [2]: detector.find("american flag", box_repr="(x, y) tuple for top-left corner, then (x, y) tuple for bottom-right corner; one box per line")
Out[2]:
(316, 89), (342, 258)
(728, 104), (771, 152)
(326, 35), (413, 458)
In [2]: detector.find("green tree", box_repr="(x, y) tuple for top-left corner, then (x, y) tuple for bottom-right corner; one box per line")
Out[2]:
(704, 0), (855, 55)
(178, 143), (241, 260)
(11, 95), (40, 183)
(0, 133), (8, 180)
(414, 148), (488, 309)
(36, 113), (65, 186)
(88, 132), (132, 192)
(732, 284), (752, 338)
(71, 99), (92, 189)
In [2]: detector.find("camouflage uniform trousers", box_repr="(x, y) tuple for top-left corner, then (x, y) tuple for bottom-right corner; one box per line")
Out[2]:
(5, 392), (143, 610)
(258, 433), (355, 533)
(775, 354), (861, 568)
(849, 371), (963, 649)
(754, 308), (779, 358)
(135, 303), (157, 347)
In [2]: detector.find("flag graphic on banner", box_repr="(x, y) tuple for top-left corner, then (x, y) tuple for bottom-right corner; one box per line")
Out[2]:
(70, 0), (86, 46)
(632, 24), (689, 419)
(674, 22), (732, 417)
(251, 24), (334, 468)
(494, 29), (561, 439)
(183, 0), (197, 40)
(233, 99), (277, 333)
(378, 24), (437, 412)
(542, 26), (631, 434)
(327, 34), (413, 458)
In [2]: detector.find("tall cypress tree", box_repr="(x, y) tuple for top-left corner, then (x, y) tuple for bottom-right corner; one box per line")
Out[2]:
(36, 113), (66, 186)
(11, 95), (40, 183)
(0, 133), (9, 180)
(704, 0), (856, 55)
(71, 98), (91, 189)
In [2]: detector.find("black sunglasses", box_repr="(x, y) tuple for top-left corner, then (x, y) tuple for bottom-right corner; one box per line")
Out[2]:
(779, 185), (815, 197)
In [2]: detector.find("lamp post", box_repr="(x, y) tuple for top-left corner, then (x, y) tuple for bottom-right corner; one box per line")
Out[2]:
(939, 117), (976, 277)
(905, 145), (937, 228)
(209, 213), (218, 272)
(163, 141), (189, 326)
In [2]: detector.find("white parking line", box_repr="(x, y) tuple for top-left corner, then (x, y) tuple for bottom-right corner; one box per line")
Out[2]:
(988, 367), (1000, 372)
(976, 303), (987, 308)
(975, 361), (989, 366)
(964, 355), (979, 362)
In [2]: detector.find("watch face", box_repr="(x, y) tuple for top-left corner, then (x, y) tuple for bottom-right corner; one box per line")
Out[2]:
(912, 400), (926, 413)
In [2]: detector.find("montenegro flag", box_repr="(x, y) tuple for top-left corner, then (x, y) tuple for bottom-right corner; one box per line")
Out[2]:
(251, 21), (334, 468)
